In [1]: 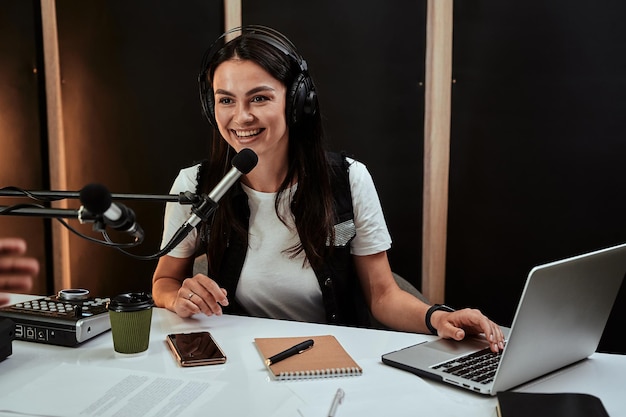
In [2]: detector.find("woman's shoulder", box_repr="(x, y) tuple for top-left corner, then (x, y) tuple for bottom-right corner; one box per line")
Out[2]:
(344, 155), (370, 180)
(170, 163), (202, 191)
(326, 151), (367, 172)
(178, 163), (203, 182)
(180, 163), (202, 176)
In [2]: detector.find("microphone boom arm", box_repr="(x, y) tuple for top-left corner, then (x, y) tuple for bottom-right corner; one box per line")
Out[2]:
(0, 148), (258, 260)
(0, 187), (198, 204)
(0, 205), (96, 221)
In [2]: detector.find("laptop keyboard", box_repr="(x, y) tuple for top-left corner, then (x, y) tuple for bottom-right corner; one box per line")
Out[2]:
(431, 347), (502, 384)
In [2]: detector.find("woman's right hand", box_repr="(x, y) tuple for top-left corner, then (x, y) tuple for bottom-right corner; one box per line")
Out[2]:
(173, 273), (229, 318)
(152, 255), (229, 318)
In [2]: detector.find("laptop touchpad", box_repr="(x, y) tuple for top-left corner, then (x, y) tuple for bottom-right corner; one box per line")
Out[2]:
(424, 336), (490, 356)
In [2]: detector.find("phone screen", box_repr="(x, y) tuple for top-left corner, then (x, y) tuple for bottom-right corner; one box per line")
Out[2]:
(166, 331), (227, 366)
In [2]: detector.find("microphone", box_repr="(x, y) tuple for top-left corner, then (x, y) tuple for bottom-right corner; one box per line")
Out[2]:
(188, 148), (258, 227)
(79, 183), (145, 241)
(162, 148), (258, 252)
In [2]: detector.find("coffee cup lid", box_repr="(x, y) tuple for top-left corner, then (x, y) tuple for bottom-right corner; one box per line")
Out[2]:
(108, 292), (154, 312)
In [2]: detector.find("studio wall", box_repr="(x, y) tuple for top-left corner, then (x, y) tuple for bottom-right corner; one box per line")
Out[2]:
(447, 1), (626, 353)
(50, 0), (225, 296)
(0, 0), (224, 297)
(0, 0), (50, 295)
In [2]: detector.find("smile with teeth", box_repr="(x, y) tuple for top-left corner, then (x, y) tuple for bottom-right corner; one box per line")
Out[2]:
(233, 128), (263, 138)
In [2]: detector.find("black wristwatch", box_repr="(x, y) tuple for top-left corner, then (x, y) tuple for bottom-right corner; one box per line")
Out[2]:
(425, 304), (455, 335)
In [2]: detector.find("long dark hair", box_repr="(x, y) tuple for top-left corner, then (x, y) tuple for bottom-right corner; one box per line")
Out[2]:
(198, 31), (337, 276)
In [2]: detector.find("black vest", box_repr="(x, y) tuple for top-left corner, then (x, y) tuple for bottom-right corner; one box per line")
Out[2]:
(198, 152), (371, 327)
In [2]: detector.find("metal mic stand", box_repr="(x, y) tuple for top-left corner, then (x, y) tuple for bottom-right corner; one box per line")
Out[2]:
(0, 187), (207, 260)
(0, 187), (200, 204)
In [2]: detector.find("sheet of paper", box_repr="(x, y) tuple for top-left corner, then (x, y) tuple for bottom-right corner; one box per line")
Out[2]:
(0, 363), (226, 417)
(292, 359), (497, 417)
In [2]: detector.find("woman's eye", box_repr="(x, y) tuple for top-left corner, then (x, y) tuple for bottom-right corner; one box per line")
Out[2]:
(217, 97), (233, 105)
(251, 95), (268, 103)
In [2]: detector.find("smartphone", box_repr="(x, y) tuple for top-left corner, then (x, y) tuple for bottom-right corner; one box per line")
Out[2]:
(166, 331), (227, 367)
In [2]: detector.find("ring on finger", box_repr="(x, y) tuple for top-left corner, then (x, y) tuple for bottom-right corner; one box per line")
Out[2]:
(187, 292), (195, 300)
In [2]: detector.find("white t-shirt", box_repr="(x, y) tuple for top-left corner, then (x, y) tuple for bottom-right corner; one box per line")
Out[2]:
(160, 158), (391, 322)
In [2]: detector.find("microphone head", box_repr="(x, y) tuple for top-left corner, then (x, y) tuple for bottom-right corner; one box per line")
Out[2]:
(79, 183), (112, 214)
(232, 148), (258, 174)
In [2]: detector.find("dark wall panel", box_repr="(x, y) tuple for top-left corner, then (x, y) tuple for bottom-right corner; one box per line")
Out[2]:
(448, 2), (626, 353)
(242, 0), (427, 288)
(54, 0), (222, 296)
(0, 0), (49, 296)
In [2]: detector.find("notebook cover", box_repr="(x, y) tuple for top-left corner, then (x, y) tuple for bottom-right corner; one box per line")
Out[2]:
(496, 391), (610, 417)
(254, 334), (362, 380)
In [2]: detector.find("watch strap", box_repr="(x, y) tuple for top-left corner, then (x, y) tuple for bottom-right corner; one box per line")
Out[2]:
(425, 304), (455, 335)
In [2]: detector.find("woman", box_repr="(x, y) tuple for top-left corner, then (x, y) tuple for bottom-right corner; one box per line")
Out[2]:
(152, 26), (505, 352)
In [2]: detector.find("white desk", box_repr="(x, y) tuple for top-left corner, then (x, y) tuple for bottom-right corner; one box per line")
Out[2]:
(0, 294), (624, 417)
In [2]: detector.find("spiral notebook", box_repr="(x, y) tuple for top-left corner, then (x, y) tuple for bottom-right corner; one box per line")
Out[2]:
(254, 335), (362, 380)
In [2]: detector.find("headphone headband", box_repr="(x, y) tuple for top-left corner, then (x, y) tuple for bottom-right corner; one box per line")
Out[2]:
(198, 25), (318, 128)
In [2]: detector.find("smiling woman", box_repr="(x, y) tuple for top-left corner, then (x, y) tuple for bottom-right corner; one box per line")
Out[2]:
(150, 25), (504, 353)
(212, 59), (289, 170)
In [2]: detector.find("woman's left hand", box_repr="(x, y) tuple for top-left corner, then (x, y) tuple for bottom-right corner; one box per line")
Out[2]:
(431, 308), (505, 353)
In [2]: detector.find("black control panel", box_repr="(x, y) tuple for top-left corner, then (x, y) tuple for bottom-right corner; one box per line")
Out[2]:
(0, 289), (111, 347)
(0, 318), (14, 361)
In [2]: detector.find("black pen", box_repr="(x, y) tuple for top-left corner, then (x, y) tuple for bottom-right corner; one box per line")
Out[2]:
(265, 339), (314, 366)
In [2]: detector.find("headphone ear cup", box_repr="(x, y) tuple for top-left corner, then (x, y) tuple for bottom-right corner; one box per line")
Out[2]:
(204, 89), (217, 128)
(288, 73), (318, 128)
(199, 72), (218, 128)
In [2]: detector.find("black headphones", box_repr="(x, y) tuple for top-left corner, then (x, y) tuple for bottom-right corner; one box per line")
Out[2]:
(198, 25), (318, 129)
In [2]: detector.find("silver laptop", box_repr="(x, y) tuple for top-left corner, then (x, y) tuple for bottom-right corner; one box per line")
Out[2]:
(382, 242), (626, 395)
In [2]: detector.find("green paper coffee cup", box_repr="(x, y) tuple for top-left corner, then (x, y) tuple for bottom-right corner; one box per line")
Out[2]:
(108, 292), (154, 354)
